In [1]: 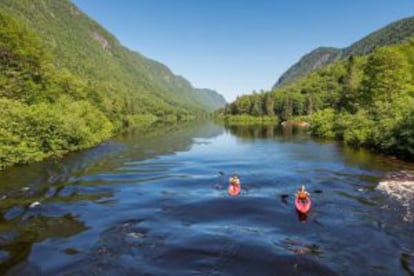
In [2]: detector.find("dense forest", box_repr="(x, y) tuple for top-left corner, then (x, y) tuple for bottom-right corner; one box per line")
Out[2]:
(275, 16), (414, 87)
(219, 38), (414, 160)
(0, 0), (226, 169)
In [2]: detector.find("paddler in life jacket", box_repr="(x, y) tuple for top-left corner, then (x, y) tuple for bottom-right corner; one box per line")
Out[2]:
(296, 185), (310, 202)
(229, 175), (240, 187)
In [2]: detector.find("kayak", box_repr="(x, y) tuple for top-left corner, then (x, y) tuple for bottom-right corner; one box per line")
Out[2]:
(295, 196), (311, 214)
(228, 184), (241, 196)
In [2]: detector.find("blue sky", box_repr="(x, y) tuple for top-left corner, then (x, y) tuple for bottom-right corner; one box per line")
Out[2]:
(72, 0), (414, 102)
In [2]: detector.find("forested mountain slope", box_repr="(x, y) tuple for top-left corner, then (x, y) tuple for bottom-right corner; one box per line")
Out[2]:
(0, 0), (225, 169)
(1, 0), (226, 114)
(274, 16), (414, 87)
(221, 26), (414, 160)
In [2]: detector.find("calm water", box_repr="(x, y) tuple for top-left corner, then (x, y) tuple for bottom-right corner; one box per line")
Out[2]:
(0, 121), (413, 275)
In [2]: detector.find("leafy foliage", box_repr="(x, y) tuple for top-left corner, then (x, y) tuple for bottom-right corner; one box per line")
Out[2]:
(0, 1), (226, 169)
(275, 16), (414, 87)
(221, 38), (414, 160)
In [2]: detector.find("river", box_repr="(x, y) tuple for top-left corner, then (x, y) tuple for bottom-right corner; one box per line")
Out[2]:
(0, 121), (413, 275)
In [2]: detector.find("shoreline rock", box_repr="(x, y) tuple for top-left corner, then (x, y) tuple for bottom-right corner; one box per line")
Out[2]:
(281, 121), (310, 128)
(377, 170), (414, 222)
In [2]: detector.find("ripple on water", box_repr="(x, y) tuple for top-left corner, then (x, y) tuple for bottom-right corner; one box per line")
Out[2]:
(0, 123), (413, 275)
(51, 218), (337, 276)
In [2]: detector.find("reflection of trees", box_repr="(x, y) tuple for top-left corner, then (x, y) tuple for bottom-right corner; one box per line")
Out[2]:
(225, 124), (278, 139)
(0, 120), (224, 273)
(340, 145), (414, 172)
(118, 120), (223, 158)
(0, 214), (86, 274)
(280, 123), (308, 138)
(225, 123), (308, 140)
(0, 120), (224, 191)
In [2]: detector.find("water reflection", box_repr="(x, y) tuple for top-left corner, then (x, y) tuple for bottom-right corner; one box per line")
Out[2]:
(297, 211), (308, 222)
(225, 123), (309, 142)
(0, 120), (223, 191)
(340, 145), (414, 172)
(0, 120), (223, 273)
(0, 121), (412, 274)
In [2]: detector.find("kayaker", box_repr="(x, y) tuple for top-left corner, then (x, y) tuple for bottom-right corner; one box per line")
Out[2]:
(228, 175), (241, 196)
(229, 175), (240, 186)
(296, 185), (309, 202)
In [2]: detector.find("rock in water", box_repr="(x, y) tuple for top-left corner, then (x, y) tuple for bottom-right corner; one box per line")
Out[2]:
(29, 201), (41, 209)
(377, 171), (414, 222)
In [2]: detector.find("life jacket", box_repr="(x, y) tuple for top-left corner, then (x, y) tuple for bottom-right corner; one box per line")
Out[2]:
(298, 191), (308, 200)
(230, 177), (240, 186)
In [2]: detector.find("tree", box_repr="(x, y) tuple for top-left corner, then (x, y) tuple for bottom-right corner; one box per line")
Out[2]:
(250, 94), (264, 116)
(281, 95), (293, 120)
(264, 93), (275, 116)
(305, 95), (313, 115)
(361, 47), (411, 103)
(338, 55), (360, 113)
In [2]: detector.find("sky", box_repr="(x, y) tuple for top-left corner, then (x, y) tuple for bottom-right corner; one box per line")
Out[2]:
(72, 0), (414, 102)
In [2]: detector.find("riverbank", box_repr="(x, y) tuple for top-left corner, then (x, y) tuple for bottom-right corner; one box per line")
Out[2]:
(215, 114), (279, 125)
(0, 114), (196, 171)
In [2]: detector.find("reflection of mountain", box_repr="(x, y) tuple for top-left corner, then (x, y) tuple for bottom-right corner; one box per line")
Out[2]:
(0, 121), (224, 192)
(0, 121), (224, 216)
(0, 121), (225, 212)
(117, 120), (224, 158)
(0, 120), (223, 273)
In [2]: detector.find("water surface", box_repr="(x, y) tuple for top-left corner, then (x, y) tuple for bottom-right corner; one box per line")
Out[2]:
(0, 121), (413, 275)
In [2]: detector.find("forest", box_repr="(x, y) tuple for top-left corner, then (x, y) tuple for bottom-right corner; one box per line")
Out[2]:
(0, 1), (225, 169)
(219, 39), (414, 160)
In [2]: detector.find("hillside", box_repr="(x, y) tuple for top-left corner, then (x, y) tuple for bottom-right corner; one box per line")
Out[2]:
(0, 0), (226, 114)
(0, 0), (226, 169)
(274, 47), (341, 88)
(274, 16), (414, 87)
(221, 23), (414, 160)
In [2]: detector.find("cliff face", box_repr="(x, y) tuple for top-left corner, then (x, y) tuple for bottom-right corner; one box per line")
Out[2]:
(273, 47), (341, 89)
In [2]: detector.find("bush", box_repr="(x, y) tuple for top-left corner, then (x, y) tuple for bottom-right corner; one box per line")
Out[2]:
(309, 108), (336, 138)
(342, 111), (374, 147)
(0, 96), (114, 169)
(392, 109), (414, 160)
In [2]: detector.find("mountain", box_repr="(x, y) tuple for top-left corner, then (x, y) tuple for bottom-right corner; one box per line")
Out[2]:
(0, 0), (226, 114)
(0, 0), (226, 169)
(274, 47), (341, 88)
(274, 16), (414, 88)
(194, 88), (227, 111)
(222, 17), (414, 161)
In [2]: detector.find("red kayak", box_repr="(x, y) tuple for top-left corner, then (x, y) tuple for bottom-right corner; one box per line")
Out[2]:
(228, 184), (241, 196)
(295, 196), (311, 214)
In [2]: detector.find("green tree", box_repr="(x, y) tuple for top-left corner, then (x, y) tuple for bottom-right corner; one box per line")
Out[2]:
(264, 93), (275, 116)
(338, 55), (360, 113)
(250, 94), (264, 116)
(361, 47), (411, 103)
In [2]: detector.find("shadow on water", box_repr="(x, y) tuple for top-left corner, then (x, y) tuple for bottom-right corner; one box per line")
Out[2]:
(0, 121), (413, 274)
(297, 211), (308, 222)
